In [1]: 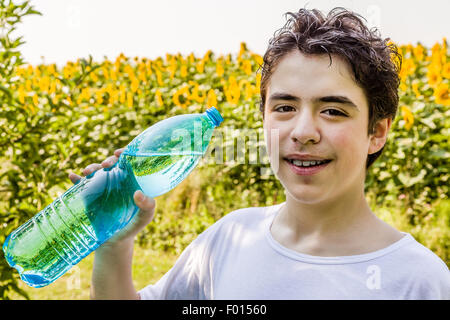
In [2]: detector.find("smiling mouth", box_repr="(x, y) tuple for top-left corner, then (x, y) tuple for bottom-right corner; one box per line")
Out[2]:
(284, 158), (333, 168)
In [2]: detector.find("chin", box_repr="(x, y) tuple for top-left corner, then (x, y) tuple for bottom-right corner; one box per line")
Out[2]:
(281, 183), (331, 205)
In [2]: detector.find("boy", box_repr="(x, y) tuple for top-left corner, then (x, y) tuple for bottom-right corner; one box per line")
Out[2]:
(69, 8), (450, 299)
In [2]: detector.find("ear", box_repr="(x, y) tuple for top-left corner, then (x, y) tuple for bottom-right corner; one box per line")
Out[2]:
(368, 118), (392, 155)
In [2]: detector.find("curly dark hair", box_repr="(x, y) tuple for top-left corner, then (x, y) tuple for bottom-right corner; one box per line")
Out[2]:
(259, 7), (402, 169)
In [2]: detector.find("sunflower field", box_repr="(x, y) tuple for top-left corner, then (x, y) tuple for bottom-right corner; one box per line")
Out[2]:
(0, 1), (449, 299)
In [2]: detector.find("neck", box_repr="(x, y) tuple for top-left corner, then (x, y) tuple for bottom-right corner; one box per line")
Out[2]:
(270, 176), (404, 256)
(278, 185), (376, 242)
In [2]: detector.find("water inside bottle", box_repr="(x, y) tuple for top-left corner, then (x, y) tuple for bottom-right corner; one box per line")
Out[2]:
(122, 150), (203, 198)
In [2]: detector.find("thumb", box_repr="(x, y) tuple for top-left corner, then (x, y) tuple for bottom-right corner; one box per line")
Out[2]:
(134, 190), (155, 209)
(133, 190), (156, 226)
(102, 190), (156, 245)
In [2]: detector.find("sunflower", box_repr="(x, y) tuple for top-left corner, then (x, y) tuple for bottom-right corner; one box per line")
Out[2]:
(401, 105), (414, 130)
(32, 93), (39, 107)
(127, 92), (133, 108)
(442, 62), (450, 79)
(224, 76), (240, 105)
(427, 66), (442, 88)
(180, 65), (188, 78)
(398, 58), (415, 85)
(18, 85), (26, 104)
(216, 59), (224, 77)
(155, 89), (164, 107)
(434, 82), (450, 106)
(413, 45), (425, 62)
(173, 86), (190, 108)
(412, 81), (421, 98)
(241, 60), (252, 75)
(207, 89), (217, 108)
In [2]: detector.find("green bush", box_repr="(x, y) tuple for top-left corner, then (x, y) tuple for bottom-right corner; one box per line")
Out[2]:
(0, 0), (41, 300)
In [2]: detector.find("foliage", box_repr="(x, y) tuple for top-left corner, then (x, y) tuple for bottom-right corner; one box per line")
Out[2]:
(365, 41), (449, 224)
(0, 6), (449, 299)
(0, 0), (41, 300)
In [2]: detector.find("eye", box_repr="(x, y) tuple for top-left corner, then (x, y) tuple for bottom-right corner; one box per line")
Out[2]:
(322, 108), (348, 117)
(275, 105), (295, 113)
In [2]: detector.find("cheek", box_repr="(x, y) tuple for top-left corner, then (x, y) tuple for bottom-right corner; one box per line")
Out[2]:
(330, 127), (369, 164)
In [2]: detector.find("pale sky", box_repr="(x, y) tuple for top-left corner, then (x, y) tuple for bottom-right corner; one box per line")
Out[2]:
(16, 0), (450, 66)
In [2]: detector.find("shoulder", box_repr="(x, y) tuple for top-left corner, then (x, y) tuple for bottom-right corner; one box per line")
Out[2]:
(393, 234), (450, 298)
(400, 236), (448, 274)
(195, 204), (283, 242)
(215, 203), (283, 230)
(222, 205), (278, 221)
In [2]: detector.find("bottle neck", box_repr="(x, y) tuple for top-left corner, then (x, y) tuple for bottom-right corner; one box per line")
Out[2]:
(205, 107), (223, 127)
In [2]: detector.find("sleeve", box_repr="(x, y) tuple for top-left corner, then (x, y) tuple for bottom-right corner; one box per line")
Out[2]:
(419, 263), (450, 300)
(405, 254), (450, 300)
(137, 219), (223, 300)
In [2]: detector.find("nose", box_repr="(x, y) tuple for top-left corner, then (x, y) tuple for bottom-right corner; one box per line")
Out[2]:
(289, 109), (321, 145)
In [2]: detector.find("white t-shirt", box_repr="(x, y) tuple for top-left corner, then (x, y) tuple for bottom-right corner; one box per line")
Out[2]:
(138, 204), (450, 300)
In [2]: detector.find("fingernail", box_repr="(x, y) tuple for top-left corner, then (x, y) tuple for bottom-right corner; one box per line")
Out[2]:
(137, 192), (144, 202)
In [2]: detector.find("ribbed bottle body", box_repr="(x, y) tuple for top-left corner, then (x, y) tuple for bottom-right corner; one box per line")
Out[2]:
(3, 164), (139, 288)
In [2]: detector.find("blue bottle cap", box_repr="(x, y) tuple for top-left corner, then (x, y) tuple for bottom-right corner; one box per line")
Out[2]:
(205, 107), (224, 127)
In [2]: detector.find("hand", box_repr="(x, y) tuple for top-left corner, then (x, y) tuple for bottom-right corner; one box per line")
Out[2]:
(68, 148), (125, 182)
(68, 148), (156, 246)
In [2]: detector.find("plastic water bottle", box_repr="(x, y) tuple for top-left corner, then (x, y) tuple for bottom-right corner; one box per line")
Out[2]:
(2, 107), (223, 288)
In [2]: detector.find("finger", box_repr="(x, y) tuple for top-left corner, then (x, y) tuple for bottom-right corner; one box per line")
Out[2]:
(134, 190), (156, 212)
(101, 155), (118, 168)
(82, 163), (102, 176)
(114, 148), (125, 157)
(133, 191), (156, 229)
(69, 172), (82, 184)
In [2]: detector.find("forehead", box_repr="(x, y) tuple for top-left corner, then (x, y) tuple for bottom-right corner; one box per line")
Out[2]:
(267, 50), (367, 106)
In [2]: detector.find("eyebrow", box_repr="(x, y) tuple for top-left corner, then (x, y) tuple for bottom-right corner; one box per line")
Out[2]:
(268, 92), (359, 111)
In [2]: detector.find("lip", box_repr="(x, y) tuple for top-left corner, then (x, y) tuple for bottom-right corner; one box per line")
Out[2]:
(285, 158), (332, 176)
(284, 154), (331, 161)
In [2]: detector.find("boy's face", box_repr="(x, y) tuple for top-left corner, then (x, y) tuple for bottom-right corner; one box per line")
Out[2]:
(263, 50), (388, 204)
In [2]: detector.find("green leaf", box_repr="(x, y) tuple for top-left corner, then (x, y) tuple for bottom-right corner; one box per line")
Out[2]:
(428, 149), (449, 159)
(57, 141), (69, 159)
(398, 169), (427, 187)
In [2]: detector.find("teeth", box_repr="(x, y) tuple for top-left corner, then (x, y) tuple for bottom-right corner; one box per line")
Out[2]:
(291, 159), (326, 167)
